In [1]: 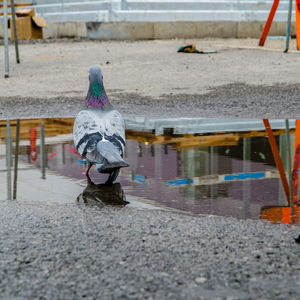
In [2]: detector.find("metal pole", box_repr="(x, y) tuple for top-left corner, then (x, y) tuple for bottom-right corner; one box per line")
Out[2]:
(6, 120), (12, 200)
(3, 0), (9, 78)
(278, 134), (287, 205)
(40, 122), (46, 179)
(10, 0), (20, 63)
(285, 119), (295, 223)
(284, 0), (293, 53)
(243, 137), (251, 219)
(210, 147), (216, 215)
(13, 120), (20, 199)
(62, 143), (66, 165)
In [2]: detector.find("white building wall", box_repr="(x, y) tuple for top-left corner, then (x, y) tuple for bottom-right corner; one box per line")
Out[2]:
(0, 0), (296, 39)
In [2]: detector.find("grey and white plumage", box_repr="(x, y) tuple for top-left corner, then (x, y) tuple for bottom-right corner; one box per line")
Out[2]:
(73, 66), (128, 184)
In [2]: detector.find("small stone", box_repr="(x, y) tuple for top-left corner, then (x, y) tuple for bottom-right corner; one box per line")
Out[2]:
(195, 277), (207, 284)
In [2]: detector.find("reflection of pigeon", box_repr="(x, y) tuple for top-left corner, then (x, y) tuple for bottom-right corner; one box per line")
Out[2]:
(77, 179), (129, 207)
(295, 235), (300, 243)
(73, 66), (129, 184)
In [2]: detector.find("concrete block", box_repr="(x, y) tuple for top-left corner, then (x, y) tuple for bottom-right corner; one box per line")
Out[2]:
(268, 21), (296, 37)
(153, 22), (197, 39)
(237, 21), (296, 38)
(237, 21), (266, 38)
(0, 20), (298, 39)
(44, 22), (87, 38)
(152, 22), (238, 39)
(87, 21), (154, 39)
(196, 22), (238, 38)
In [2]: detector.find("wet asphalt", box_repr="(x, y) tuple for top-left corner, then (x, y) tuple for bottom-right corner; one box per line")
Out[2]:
(1, 39), (300, 299)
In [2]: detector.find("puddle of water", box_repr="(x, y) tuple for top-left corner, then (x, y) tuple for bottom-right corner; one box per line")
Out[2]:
(0, 118), (299, 223)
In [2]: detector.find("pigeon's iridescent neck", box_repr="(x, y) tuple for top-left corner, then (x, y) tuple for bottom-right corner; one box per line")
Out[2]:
(85, 80), (112, 109)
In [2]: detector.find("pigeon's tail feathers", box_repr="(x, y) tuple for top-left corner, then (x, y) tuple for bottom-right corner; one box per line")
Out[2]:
(96, 141), (129, 172)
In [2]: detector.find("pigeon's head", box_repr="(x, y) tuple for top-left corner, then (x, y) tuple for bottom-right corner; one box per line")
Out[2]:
(89, 65), (103, 83)
(85, 66), (111, 109)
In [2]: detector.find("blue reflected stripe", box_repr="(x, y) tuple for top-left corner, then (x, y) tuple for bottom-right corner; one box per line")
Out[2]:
(77, 158), (87, 165)
(135, 179), (145, 183)
(133, 174), (146, 183)
(166, 171), (270, 187)
(167, 178), (194, 186)
(137, 184), (147, 187)
(224, 172), (265, 181)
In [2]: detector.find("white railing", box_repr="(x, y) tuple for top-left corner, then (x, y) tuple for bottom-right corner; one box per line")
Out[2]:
(0, 0), (294, 23)
(28, 0), (293, 23)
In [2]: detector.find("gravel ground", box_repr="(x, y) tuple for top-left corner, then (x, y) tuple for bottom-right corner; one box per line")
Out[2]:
(1, 82), (300, 120)
(0, 201), (299, 300)
(1, 38), (300, 299)
(0, 38), (300, 119)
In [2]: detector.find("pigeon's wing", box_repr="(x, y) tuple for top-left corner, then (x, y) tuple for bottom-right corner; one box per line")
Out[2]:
(73, 110), (103, 158)
(101, 109), (126, 154)
(73, 109), (126, 163)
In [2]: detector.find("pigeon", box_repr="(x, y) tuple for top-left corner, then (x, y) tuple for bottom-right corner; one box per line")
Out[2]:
(73, 66), (129, 184)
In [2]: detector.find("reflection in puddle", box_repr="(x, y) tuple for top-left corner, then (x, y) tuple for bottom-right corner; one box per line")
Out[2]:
(260, 205), (299, 224)
(77, 181), (129, 207)
(0, 118), (299, 223)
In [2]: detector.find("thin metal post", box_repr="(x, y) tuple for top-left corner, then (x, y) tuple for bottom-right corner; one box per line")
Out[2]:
(40, 122), (46, 179)
(243, 137), (251, 219)
(13, 120), (20, 199)
(6, 120), (12, 200)
(284, 0), (293, 53)
(10, 0), (20, 63)
(62, 143), (66, 165)
(3, 0), (9, 78)
(278, 134), (287, 205)
(210, 146), (217, 215)
(285, 119), (295, 223)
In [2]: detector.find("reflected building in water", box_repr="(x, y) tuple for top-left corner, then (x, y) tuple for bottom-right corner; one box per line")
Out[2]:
(1, 117), (298, 221)
(123, 133), (290, 219)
